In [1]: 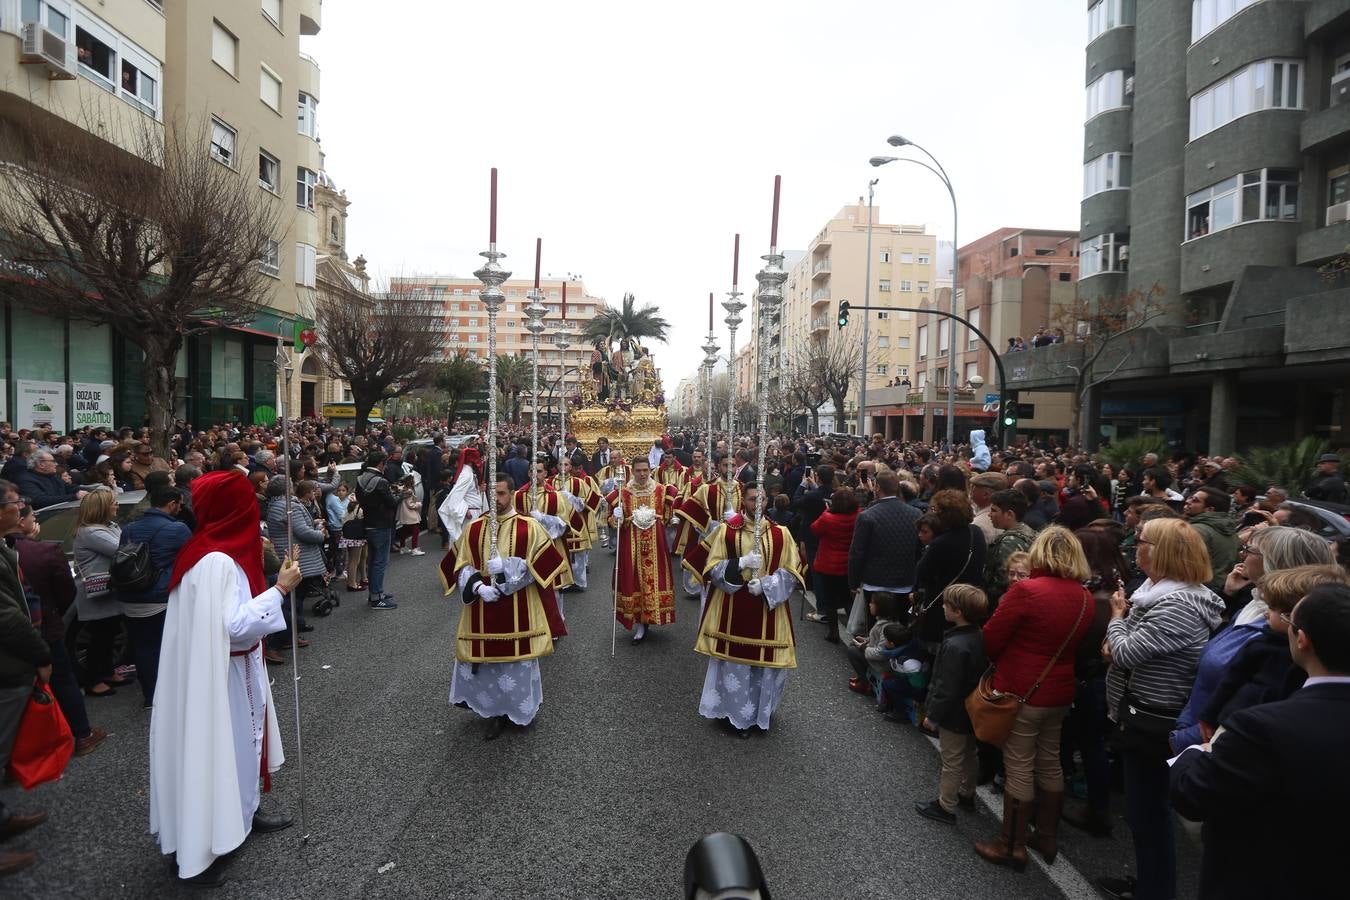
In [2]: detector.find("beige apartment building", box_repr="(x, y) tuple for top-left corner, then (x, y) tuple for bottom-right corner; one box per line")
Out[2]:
(389, 275), (608, 423)
(0, 0), (333, 429)
(776, 203), (936, 432)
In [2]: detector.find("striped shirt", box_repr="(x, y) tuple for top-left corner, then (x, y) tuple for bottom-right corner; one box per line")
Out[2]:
(1105, 583), (1224, 717)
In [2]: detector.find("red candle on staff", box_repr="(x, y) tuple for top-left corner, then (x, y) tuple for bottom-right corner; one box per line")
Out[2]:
(770, 175), (782, 250)
(708, 292), (713, 331)
(733, 233), (740, 286)
(489, 168), (498, 245)
(561, 281), (567, 319)
(533, 238), (541, 289)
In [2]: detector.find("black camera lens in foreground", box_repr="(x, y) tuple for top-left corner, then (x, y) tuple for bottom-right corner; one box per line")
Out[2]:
(683, 832), (770, 900)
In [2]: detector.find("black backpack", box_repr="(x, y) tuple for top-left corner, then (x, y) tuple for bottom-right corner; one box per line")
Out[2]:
(110, 521), (173, 595)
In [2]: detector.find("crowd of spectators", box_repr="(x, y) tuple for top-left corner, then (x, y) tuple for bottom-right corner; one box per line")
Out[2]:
(1, 414), (1348, 890)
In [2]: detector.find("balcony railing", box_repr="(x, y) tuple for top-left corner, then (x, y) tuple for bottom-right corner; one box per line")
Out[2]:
(811, 289), (830, 304)
(812, 258), (831, 275)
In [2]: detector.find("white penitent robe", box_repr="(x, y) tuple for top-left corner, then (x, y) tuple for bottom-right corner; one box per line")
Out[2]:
(150, 553), (286, 879)
(438, 469), (484, 545)
(697, 563), (797, 731)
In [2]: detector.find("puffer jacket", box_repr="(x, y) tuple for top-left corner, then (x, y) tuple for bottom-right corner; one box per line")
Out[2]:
(73, 524), (122, 621)
(267, 497), (327, 578)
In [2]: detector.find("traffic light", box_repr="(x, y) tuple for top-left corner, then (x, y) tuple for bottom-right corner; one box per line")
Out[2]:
(1002, 399), (1017, 429)
(837, 299), (850, 329)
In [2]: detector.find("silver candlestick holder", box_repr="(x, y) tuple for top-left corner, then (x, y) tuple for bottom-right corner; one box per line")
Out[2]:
(474, 246), (510, 560)
(752, 251), (786, 556)
(722, 285), (745, 441)
(701, 330), (720, 483)
(556, 320), (572, 458)
(524, 286), (548, 509)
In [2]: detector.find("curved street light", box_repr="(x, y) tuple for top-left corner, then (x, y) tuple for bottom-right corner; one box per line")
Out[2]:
(871, 138), (960, 447)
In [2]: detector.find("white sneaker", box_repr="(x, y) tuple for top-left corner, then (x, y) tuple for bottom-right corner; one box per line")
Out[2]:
(409, 548), (426, 557)
(398, 547), (411, 555)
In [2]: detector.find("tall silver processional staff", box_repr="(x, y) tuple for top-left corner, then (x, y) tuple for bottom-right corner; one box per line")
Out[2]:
(702, 293), (719, 485)
(752, 177), (786, 567)
(556, 282), (571, 457)
(722, 233), (745, 445)
(473, 168), (509, 569)
(273, 328), (309, 842)
(525, 239), (547, 510)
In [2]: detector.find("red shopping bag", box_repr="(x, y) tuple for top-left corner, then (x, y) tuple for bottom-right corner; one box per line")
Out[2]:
(6, 679), (73, 789)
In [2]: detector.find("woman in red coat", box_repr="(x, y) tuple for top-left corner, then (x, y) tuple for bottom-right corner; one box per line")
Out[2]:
(975, 525), (1093, 872)
(808, 489), (858, 644)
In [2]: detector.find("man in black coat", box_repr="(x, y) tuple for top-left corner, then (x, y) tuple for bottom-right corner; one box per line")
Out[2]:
(1169, 583), (1350, 900)
(847, 471), (920, 603)
(1306, 453), (1347, 503)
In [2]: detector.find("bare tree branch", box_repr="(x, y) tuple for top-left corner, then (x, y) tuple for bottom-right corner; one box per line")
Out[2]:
(312, 279), (443, 434)
(0, 109), (284, 455)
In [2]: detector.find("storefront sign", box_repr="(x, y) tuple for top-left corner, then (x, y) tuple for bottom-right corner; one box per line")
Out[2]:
(16, 380), (66, 432)
(72, 383), (115, 428)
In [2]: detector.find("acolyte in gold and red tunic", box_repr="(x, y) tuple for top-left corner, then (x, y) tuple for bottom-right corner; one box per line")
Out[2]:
(439, 509), (570, 662)
(692, 519), (805, 669)
(512, 485), (585, 590)
(672, 478), (743, 558)
(547, 473), (600, 553)
(605, 480), (676, 628)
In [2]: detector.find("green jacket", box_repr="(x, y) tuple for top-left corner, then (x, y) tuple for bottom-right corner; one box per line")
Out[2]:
(1188, 510), (1239, 595)
(0, 541), (51, 688)
(985, 523), (1035, 607)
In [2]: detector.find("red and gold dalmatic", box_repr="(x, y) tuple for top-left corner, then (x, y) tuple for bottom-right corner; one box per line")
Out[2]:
(672, 477), (743, 557)
(548, 472), (600, 554)
(656, 457), (687, 494)
(691, 519), (805, 668)
(512, 485), (585, 590)
(606, 480), (676, 628)
(439, 509), (570, 663)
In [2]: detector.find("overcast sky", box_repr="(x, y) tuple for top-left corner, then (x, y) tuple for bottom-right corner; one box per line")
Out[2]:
(317, 1), (1086, 393)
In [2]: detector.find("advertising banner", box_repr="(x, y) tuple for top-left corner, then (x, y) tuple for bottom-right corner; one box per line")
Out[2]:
(72, 383), (115, 428)
(16, 380), (66, 432)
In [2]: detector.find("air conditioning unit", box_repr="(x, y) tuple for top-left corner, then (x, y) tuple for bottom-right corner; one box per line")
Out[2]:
(1328, 201), (1350, 226)
(1333, 69), (1350, 108)
(1117, 243), (1130, 262)
(20, 23), (74, 80)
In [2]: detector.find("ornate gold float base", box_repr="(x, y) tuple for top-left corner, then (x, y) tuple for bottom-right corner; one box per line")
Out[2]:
(569, 402), (668, 461)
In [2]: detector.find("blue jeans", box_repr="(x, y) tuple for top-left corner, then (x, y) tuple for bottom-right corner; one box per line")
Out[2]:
(1122, 747), (1176, 900)
(365, 527), (392, 599)
(125, 611), (165, 706)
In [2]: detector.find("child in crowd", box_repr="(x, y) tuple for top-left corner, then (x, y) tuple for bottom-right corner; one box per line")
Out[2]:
(914, 583), (990, 825)
(876, 622), (931, 723)
(394, 474), (424, 556)
(847, 592), (903, 697)
(917, 513), (940, 547)
(1005, 551), (1031, 587)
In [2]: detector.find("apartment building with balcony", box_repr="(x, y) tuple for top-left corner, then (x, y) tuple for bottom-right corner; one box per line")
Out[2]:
(389, 275), (607, 424)
(776, 202), (934, 433)
(0, 0), (333, 430)
(1006, 0), (1350, 452)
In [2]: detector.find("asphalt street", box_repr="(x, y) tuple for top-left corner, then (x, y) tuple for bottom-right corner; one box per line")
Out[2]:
(5, 545), (1200, 899)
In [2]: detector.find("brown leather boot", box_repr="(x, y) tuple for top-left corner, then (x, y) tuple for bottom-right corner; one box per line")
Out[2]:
(974, 796), (1029, 872)
(1027, 790), (1064, 864)
(0, 850), (36, 878)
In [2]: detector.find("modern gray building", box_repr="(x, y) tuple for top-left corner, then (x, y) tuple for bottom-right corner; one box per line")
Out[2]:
(1005, 0), (1350, 453)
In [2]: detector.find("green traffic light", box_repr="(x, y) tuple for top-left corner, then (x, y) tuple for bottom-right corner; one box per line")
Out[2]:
(837, 299), (850, 329)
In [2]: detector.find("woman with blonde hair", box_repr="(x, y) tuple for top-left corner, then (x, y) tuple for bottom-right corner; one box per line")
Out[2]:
(975, 526), (1093, 871)
(1098, 517), (1224, 900)
(71, 488), (126, 697)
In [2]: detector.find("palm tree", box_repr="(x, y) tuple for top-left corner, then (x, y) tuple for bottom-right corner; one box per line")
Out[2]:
(582, 292), (670, 351)
(494, 353), (531, 424)
(433, 351), (484, 424)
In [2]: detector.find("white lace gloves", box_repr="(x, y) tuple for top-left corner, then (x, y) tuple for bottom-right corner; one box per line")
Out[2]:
(612, 505), (623, 524)
(739, 552), (764, 572)
(748, 578), (764, 596)
(486, 555), (505, 576)
(475, 583), (501, 602)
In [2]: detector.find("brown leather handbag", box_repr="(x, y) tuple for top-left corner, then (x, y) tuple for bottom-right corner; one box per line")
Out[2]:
(964, 591), (1089, 746)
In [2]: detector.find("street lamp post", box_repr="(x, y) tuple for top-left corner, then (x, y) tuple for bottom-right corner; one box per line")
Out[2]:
(859, 178), (877, 437)
(872, 135), (958, 447)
